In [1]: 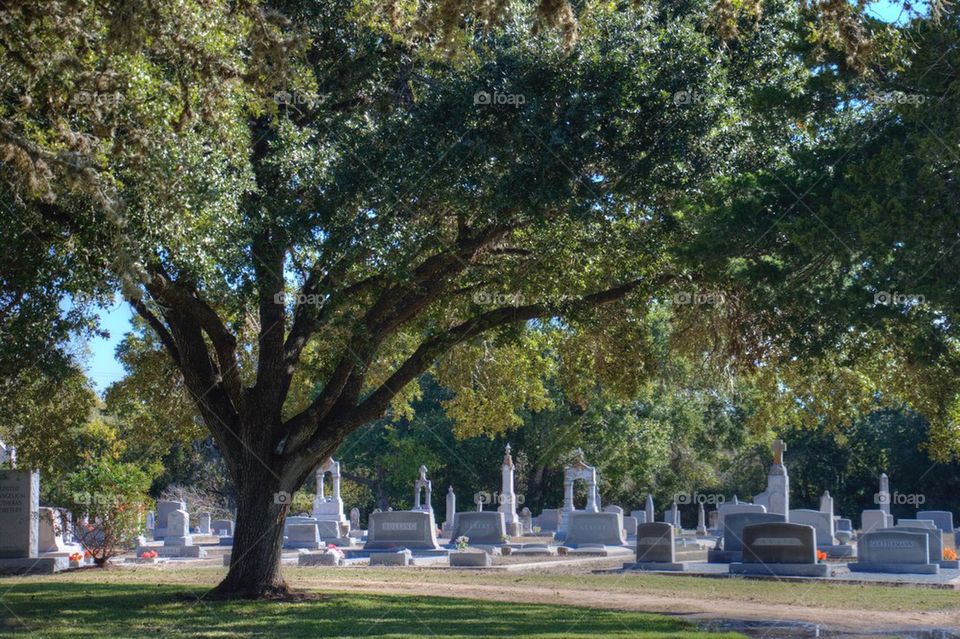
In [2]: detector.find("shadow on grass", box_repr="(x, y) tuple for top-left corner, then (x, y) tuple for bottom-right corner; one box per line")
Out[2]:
(0, 581), (745, 638)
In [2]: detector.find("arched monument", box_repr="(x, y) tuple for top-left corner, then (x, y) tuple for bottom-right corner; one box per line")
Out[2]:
(312, 458), (347, 525)
(558, 448), (599, 537)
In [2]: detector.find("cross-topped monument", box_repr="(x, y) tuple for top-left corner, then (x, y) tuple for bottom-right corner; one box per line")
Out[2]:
(772, 439), (787, 466)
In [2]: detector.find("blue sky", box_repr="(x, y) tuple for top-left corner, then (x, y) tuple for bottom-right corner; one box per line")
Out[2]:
(75, 0), (912, 396)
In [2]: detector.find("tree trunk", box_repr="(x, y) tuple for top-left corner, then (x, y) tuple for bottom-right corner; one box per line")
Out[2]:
(210, 464), (290, 599)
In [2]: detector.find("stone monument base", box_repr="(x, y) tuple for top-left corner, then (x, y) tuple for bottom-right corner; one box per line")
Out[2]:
(138, 545), (206, 559)
(848, 561), (939, 574)
(820, 544), (855, 558)
(0, 556), (68, 575)
(730, 562), (829, 577)
(707, 550), (741, 563)
(624, 561), (686, 571)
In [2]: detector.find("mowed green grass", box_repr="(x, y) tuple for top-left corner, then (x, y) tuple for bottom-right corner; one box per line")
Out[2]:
(0, 578), (743, 639)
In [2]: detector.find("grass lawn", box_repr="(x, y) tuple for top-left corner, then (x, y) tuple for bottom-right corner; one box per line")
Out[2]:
(0, 576), (743, 639)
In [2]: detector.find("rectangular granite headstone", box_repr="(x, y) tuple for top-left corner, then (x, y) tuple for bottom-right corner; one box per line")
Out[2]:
(635, 522), (675, 563)
(742, 522), (816, 564)
(565, 512), (627, 547)
(722, 512), (786, 553)
(789, 509), (833, 547)
(451, 512), (506, 545)
(364, 511), (441, 550)
(849, 530), (937, 574)
(0, 470), (39, 559)
(916, 510), (954, 533)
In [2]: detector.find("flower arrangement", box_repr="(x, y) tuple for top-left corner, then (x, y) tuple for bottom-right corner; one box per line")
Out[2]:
(83, 550), (92, 560)
(68, 552), (84, 562)
(139, 550), (158, 559)
(944, 548), (957, 561)
(455, 536), (470, 550)
(532, 526), (541, 534)
(815, 550), (827, 562)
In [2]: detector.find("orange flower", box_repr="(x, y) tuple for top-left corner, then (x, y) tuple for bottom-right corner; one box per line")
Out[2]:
(816, 550), (827, 561)
(944, 548), (957, 561)
(69, 552), (83, 562)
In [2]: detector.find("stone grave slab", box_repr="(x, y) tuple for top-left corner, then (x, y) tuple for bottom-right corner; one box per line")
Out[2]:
(849, 530), (938, 574)
(628, 522), (684, 571)
(564, 512), (627, 547)
(451, 511), (506, 545)
(709, 512), (784, 563)
(730, 522), (829, 577)
(364, 511), (441, 550)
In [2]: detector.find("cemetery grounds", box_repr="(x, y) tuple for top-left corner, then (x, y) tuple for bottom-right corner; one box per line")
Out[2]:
(2, 561), (959, 638)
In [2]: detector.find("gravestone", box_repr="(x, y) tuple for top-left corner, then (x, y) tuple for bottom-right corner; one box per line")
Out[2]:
(623, 516), (638, 537)
(153, 500), (186, 541)
(163, 509), (193, 546)
(537, 509), (562, 532)
(664, 502), (680, 529)
(499, 444), (521, 536)
(451, 511), (506, 545)
(198, 512), (211, 535)
(696, 503), (708, 536)
(645, 494), (655, 524)
(211, 518), (234, 536)
(708, 510), (719, 531)
(317, 520), (352, 545)
(731, 522), (828, 577)
(520, 507), (533, 535)
(364, 510), (442, 550)
(753, 439), (789, 515)
(716, 502), (766, 532)
(558, 449), (599, 537)
(861, 509), (894, 533)
(442, 486), (456, 535)
(285, 522), (322, 549)
(877, 473), (891, 515)
(916, 511), (954, 533)
(789, 509), (834, 547)
(603, 505), (626, 537)
(412, 465), (433, 513)
(564, 512), (627, 547)
(38, 508), (78, 555)
(849, 530), (938, 574)
(709, 512), (785, 563)
(630, 510), (647, 525)
(894, 523), (949, 566)
(350, 507), (361, 531)
(313, 457), (347, 525)
(146, 511), (156, 531)
(628, 522), (684, 571)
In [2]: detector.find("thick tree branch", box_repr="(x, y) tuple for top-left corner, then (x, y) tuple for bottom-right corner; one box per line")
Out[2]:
(128, 297), (180, 366)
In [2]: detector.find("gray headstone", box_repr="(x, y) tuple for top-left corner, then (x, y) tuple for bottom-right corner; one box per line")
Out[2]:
(38, 507), (68, 553)
(630, 510), (647, 525)
(451, 511), (506, 545)
(635, 522), (676, 563)
(836, 518), (853, 532)
(858, 530), (930, 565)
(916, 510), (954, 533)
(894, 524), (943, 563)
(285, 522), (322, 549)
(861, 509), (893, 533)
(537, 509), (561, 532)
(742, 522), (816, 564)
(565, 512), (627, 547)
(163, 510), (193, 546)
(316, 520), (343, 541)
(364, 511), (441, 550)
(789, 509), (834, 547)
(198, 512), (211, 535)
(211, 518), (234, 536)
(723, 512), (785, 553)
(350, 507), (361, 531)
(623, 515), (638, 537)
(153, 500), (186, 540)
(717, 502), (766, 531)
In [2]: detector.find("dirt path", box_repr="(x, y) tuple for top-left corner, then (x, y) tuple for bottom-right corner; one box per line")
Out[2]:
(296, 576), (960, 633)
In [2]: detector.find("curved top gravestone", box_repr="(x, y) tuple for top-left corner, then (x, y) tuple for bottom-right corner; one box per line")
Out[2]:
(741, 522), (816, 564)
(722, 512), (785, 553)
